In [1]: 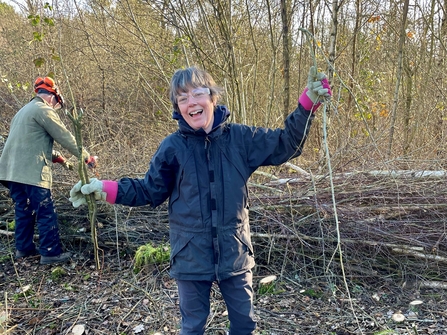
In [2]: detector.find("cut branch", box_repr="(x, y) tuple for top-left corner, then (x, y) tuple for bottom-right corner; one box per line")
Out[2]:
(66, 107), (101, 270)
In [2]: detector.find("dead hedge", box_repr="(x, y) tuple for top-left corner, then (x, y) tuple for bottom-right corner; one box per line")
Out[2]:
(1, 161), (447, 289)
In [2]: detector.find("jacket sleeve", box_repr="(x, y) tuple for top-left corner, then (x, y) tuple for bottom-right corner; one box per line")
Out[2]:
(115, 140), (178, 208)
(36, 107), (84, 158)
(243, 103), (314, 170)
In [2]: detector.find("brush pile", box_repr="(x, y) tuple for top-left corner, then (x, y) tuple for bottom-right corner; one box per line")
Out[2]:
(2, 165), (446, 287)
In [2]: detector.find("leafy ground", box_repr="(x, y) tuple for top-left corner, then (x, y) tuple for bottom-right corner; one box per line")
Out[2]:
(1, 232), (447, 335)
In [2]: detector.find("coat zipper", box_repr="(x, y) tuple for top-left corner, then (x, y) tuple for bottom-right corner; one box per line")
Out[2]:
(205, 135), (219, 280)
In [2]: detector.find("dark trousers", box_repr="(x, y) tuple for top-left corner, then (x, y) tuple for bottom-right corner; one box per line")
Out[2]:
(9, 181), (62, 256)
(176, 270), (256, 335)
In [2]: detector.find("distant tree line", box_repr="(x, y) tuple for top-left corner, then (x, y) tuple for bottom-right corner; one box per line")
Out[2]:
(1, 0), (446, 171)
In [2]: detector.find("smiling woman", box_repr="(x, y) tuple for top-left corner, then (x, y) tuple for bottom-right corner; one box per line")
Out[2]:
(68, 64), (331, 335)
(176, 86), (215, 133)
(169, 68), (224, 134)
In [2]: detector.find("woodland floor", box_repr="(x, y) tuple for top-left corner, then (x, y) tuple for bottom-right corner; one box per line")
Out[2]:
(2, 169), (447, 335)
(2, 244), (447, 335)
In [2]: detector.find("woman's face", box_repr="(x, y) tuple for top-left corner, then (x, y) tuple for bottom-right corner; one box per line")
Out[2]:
(177, 87), (215, 133)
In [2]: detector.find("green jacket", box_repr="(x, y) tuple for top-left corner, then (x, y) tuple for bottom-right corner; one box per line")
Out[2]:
(0, 96), (86, 189)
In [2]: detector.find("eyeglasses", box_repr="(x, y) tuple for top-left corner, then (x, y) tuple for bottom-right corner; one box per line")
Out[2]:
(177, 87), (210, 105)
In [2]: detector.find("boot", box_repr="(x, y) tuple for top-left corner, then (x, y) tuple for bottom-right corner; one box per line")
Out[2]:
(40, 252), (72, 265)
(15, 249), (38, 259)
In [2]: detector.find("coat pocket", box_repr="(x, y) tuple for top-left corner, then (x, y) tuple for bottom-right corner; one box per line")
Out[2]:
(220, 222), (255, 274)
(170, 230), (193, 264)
(169, 230), (214, 277)
(41, 165), (52, 183)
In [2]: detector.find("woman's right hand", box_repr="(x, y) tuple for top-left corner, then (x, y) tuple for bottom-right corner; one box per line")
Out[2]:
(69, 178), (118, 207)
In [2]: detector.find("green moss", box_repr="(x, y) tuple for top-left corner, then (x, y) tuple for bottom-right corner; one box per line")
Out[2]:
(300, 288), (323, 299)
(50, 266), (67, 281)
(133, 243), (170, 274)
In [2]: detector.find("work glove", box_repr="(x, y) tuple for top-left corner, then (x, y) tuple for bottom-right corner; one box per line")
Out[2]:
(61, 161), (74, 170)
(69, 178), (118, 208)
(298, 66), (332, 112)
(85, 155), (98, 169)
(52, 150), (74, 170)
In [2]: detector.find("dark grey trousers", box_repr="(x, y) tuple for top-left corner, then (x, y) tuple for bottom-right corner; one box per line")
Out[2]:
(176, 270), (256, 335)
(9, 181), (62, 256)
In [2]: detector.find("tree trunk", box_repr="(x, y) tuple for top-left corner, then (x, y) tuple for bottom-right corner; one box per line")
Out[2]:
(347, 0), (361, 112)
(281, 0), (291, 120)
(318, 0), (339, 171)
(387, 0), (410, 157)
(327, 0), (339, 84)
(403, 58), (414, 154)
(264, 0), (279, 127)
(434, 0), (447, 156)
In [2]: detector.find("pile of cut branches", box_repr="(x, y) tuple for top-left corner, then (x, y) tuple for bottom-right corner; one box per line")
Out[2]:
(248, 170), (447, 287)
(1, 168), (447, 288)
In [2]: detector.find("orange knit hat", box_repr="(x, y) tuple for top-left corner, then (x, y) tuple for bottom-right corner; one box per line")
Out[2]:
(34, 77), (64, 107)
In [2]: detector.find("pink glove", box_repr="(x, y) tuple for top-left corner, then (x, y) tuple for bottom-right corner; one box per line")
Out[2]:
(299, 66), (332, 112)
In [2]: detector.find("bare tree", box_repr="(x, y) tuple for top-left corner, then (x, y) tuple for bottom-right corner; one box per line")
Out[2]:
(347, 0), (361, 111)
(281, 0), (291, 119)
(327, 0), (341, 83)
(387, 0), (410, 157)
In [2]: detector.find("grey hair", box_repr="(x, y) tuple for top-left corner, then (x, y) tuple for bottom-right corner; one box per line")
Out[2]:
(169, 66), (223, 112)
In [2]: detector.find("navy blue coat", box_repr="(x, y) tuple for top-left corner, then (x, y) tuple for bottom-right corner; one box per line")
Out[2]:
(115, 104), (314, 281)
